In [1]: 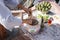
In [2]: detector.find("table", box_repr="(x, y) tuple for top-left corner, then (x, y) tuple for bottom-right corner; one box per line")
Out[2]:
(11, 6), (60, 40)
(33, 24), (60, 40)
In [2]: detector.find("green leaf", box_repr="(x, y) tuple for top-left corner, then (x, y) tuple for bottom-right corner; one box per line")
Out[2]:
(37, 14), (42, 19)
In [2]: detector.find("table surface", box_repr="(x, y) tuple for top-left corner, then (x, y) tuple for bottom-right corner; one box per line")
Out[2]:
(11, 6), (60, 40)
(33, 24), (60, 40)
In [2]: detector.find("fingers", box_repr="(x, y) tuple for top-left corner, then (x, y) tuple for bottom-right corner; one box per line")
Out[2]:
(29, 9), (32, 14)
(25, 8), (32, 14)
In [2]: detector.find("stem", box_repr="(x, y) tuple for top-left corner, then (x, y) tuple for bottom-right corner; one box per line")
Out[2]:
(41, 17), (44, 28)
(39, 16), (44, 33)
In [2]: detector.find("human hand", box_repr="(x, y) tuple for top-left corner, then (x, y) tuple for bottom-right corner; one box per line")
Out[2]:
(23, 8), (32, 16)
(17, 4), (32, 15)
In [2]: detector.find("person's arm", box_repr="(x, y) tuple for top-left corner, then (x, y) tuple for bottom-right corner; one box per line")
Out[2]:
(17, 4), (32, 15)
(4, 0), (32, 14)
(4, 0), (20, 9)
(0, 3), (22, 31)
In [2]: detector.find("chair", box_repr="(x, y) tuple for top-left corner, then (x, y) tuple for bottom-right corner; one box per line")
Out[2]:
(0, 24), (8, 40)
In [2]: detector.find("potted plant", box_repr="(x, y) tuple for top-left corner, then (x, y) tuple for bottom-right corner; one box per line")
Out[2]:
(35, 1), (52, 29)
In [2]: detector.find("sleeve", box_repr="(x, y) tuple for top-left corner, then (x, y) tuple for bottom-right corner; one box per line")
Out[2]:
(4, 15), (22, 31)
(0, 3), (22, 31)
(4, 0), (23, 9)
(8, 15), (22, 27)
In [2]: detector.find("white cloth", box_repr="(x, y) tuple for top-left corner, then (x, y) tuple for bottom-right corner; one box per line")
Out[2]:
(0, 0), (22, 31)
